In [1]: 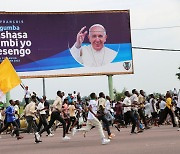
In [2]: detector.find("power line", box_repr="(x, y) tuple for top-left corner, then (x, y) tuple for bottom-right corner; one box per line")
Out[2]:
(132, 47), (180, 52)
(132, 25), (180, 30)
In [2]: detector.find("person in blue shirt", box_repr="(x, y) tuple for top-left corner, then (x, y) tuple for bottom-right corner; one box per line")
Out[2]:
(0, 100), (23, 140)
(67, 93), (73, 104)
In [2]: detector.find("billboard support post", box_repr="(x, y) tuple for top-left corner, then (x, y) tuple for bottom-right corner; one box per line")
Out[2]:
(6, 91), (10, 107)
(108, 75), (114, 100)
(42, 78), (46, 96)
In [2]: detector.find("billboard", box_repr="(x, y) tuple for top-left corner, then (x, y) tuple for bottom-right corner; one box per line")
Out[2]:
(0, 10), (133, 78)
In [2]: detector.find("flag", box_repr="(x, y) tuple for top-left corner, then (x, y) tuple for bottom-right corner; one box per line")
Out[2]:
(0, 57), (21, 95)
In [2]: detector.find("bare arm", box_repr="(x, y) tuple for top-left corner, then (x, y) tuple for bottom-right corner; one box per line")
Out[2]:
(70, 27), (87, 63)
(75, 26), (88, 48)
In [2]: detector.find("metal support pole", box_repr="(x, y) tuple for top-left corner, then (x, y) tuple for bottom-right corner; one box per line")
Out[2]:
(42, 78), (46, 96)
(107, 75), (114, 100)
(6, 91), (10, 107)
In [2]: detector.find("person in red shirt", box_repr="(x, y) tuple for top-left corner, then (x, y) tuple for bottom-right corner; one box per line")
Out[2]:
(114, 100), (123, 130)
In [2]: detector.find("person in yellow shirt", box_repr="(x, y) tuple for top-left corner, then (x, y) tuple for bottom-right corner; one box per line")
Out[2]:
(158, 91), (177, 127)
(68, 101), (76, 130)
(24, 95), (37, 133)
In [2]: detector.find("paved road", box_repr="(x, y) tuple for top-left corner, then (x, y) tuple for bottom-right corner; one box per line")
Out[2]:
(0, 125), (180, 154)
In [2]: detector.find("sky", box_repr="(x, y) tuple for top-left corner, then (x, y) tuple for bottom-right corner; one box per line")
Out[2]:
(0, 0), (180, 101)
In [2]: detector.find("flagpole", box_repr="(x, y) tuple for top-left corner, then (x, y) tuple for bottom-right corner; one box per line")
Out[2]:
(6, 91), (10, 107)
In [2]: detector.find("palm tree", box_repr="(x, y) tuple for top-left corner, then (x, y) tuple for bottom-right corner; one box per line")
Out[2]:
(176, 67), (180, 80)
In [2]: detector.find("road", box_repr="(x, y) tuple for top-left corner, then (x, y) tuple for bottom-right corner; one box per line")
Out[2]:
(0, 125), (180, 154)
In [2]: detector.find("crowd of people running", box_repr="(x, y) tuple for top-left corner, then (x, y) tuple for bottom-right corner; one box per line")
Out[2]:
(0, 86), (180, 145)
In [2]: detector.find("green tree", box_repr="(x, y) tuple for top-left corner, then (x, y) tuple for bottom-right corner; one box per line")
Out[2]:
(47, 99), (55, 104)
(0, 102), (4, 109)
(114, 88), (126, 101)
(176, 67), (180, 80)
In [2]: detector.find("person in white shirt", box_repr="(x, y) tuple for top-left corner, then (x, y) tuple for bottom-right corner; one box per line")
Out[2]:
(24, 86), (31, 106)
(149, 94), (158, 126)
(159, 97), (166, 110)
(130, 89), (143, 133)
(173, 88), (178, 96)
(70, 24), (117, 67)
(72, 91), (77, 102)
(123, 91), (137, 134)
(36, 98), (53, 137)
(61, 92), (66, 103)
(14, 100), (20, 128)
(35, 91), (70, 143)
(130, 89), (139, 113)
(138, 90), (150, 129)
(97, 92), (115, 139)
(72, 92), (110, 145)
(105, 96), (115, 123)
(144, 101), (151, 118)
(157, 95), (166, 126)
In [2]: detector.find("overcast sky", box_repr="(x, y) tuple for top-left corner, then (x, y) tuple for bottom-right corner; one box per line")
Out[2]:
(1, 0), (180, 101)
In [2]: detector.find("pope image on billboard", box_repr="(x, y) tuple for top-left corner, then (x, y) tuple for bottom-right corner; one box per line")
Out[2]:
(70, 24), (117, 67)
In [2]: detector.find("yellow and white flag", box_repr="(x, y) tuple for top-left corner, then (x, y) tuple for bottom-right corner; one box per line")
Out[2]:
(0, 57), (21, 97)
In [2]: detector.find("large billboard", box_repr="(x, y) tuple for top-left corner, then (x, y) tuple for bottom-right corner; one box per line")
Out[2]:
(0, 10), (133, 78)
